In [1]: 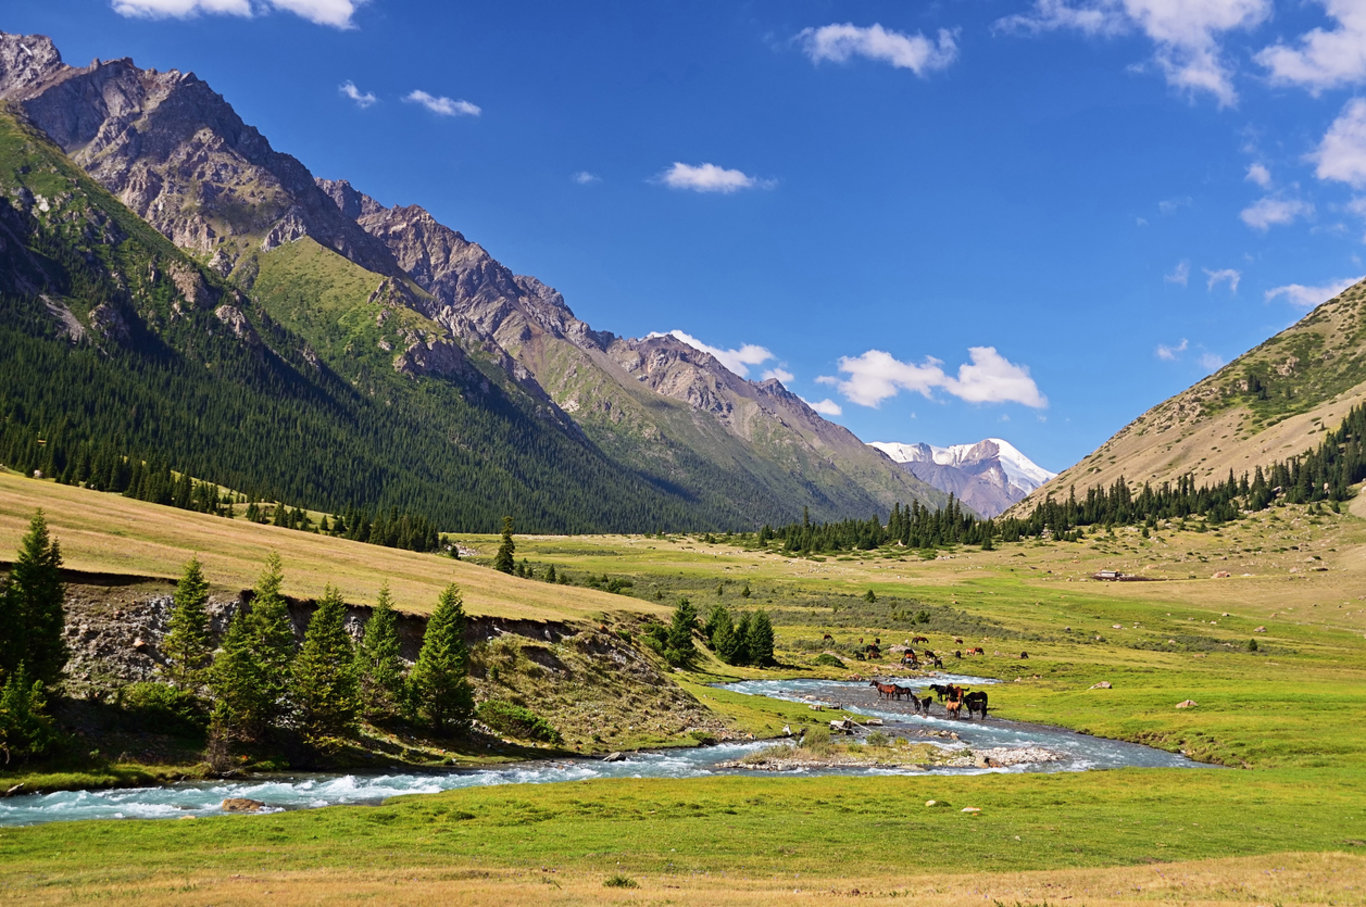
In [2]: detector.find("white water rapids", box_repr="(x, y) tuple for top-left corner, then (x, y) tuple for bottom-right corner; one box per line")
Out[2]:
(0, 675), (1205, 827)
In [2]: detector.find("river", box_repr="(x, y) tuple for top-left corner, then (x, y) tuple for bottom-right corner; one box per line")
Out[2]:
(0, 675), (1205, 827)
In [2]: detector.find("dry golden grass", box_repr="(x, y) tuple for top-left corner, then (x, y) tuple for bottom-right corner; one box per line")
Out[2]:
(9, 851), (1360, 905)
(0, 472), (669, 621)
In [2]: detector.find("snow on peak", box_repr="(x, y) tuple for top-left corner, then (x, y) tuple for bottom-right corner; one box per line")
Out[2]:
(869, 437), (1055, 495)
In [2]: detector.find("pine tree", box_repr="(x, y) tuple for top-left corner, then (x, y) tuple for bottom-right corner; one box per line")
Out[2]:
(0, 511), (66, 688)
(727, 612), (752, 665)
(162, 556), (212, 691)
(356, 583), (404, 723)
(291, 586), (358, 746)
(493, 516), (516, 574)
(0, 663), (53, 762)
(665, 598), (698, 667)
(746, 610), (775, 666)
(408, 584), (474, 734)
(207, 552), (296, 746)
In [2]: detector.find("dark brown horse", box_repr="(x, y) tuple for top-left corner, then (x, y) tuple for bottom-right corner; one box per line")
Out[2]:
(964, 690), (989, 719)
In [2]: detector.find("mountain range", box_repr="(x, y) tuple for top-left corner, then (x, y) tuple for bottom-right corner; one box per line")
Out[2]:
(868, 438), (1056, 518)
(0, 31), (949, 532)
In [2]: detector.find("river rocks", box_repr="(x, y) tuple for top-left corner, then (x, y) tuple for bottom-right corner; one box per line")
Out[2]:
(1176, 699), (1198, 709)
(220, 797), (266, 812)
(602, 752), (627, 762)
(1091, 681), (1112, 689)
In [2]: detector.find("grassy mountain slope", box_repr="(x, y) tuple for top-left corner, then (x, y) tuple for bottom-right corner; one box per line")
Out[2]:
(1024, 279), (1366, 504)
(0, 108), (731, 532)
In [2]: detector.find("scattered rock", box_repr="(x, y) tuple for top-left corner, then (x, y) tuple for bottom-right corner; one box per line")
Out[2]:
(1254, 626), (1267, 633)
(602, 752), (627, 763)
(1090, 681), (1112, 689)
(925, 799), (948, 808)
(961, 807), (982, 814)
(1213, 571), (1231, 578)
(1176, 699), (1198, 709)
(220, 797), (266, 812)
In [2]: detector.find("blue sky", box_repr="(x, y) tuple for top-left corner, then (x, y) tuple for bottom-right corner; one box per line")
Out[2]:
(10, 1), (1366, 473)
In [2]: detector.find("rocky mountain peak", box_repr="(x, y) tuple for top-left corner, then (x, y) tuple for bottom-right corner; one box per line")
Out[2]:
(869, 437), (1055, 518)
(0, 32), (64, 94)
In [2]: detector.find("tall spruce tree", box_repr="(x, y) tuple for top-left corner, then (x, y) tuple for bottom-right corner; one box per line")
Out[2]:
(355, 583), (404, 722)
(409, 584), (474, 734)
(208, 552), (296, 746)
(0, 511), (66, 688)
(664, 598), (698, 667)
(0, 662), (53, 762)
(745, 610), (775, 666)
(291, 586), (358, 745)
(162, 556), (212, 691)
(493, 516), (516, 574)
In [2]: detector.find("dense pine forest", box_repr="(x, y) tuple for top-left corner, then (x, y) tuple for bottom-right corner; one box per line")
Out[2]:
(0, 112), (744, 534)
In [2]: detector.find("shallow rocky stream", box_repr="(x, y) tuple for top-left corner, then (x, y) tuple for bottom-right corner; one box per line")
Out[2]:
(0, 675), (1205, 827)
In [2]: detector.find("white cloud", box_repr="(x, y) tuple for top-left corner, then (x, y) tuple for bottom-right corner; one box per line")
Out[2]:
(1199, 352), (1226, 371)
(404, 90), (481, 117)
(996, 0), (1271, 107)
(339, 80), (376, 108)
(1204, 267), (1241, 293)
(1256, 0), (1366, 93)
(111, 0), (364, 28)
(803, 397), (843, 417)
(1165, 259), (1190, 285)
(1313, 98), (1366, 187)
(649, 330), (773, 378)
(1246, 162), (1272, 187)
(1158, 195), (1192, 215)
(1240, 196), (1314, 230)
(659, 162), (770, 194)
(943, 346), (1048, 407)
(762, 367), (795, 385)
(1156, 338), (1189, 360)
(830, 350), (948, 406)
(829, 347), (1046, 408)
(797, 22), (959, 77)
(572, 171), (600, 185)
(1265, 275), (1363, 308)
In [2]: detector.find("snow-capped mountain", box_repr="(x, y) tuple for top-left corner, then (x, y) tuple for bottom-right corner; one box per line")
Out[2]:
(868, 438), (1056, 518)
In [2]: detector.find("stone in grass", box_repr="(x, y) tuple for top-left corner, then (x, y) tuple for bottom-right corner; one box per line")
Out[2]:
(1176, 699), (1198, 709)
(1091, 681), (1112, 689)
(925, 799), (950, 808)
(961, 807), (982, 814)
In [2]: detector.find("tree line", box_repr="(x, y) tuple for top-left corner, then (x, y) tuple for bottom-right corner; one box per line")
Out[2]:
(0, 510), (476, 765)
(757, 399), (1366, 554)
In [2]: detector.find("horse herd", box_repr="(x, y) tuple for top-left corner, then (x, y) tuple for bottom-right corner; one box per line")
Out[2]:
(868, 680), (988, 720)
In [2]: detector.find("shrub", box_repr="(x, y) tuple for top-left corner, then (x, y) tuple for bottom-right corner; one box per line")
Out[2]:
(866, 730), (891, 747)
(477, 699), (563, 745)
(603, 875), (639, 889)
(117, 681), (207, 735)
(814, 653), (844, 668)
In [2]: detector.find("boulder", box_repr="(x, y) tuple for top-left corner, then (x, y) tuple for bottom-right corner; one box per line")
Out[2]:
(961, 807), (982, 814)
(1176, 699), (1198, 709)
(1090, 681), (1112, 689)
(602, 752), (627, 763)
(220, 797), (266, 812)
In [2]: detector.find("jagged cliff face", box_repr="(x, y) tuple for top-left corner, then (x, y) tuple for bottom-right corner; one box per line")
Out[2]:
(318, 179), (946, 517)
(1, 29), (947, 524)
(0, 33), (395, 278)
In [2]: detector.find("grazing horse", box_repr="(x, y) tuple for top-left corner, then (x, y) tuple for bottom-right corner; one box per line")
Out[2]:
(870, 681), (901, 700)
(911, 635), (929, 644)
(1019, 651), (1029, 659)
(906, 691), (930, 716)
(945, 692), (964, 720)
(968, 646), (985, 656)
(900, 651), (920, 667)
(954, 637), (964, 644)
(964, 691), (989, 719)
(928, 683), (953, 702)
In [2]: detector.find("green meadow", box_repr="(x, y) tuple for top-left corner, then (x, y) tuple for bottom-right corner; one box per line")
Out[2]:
(2, 474), (1366, 903)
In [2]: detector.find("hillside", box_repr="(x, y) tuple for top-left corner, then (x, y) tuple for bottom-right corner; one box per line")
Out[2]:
(1015, 278), (1366, 510)
(0, 30), (945, 532)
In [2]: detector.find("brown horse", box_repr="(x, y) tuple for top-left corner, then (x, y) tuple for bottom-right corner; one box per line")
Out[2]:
(964, 690), (989, 719)
(870, 681), (901, 700)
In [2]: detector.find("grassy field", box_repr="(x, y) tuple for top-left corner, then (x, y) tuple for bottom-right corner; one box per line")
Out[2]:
(0, 470), (669, 621)
(2, 472), (1366, 903)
